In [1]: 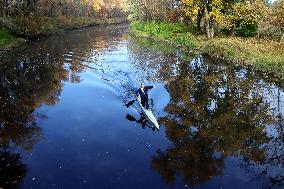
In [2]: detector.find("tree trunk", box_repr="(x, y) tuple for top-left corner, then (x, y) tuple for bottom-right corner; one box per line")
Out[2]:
(203, 2), (210, 38)
(196, 8), (204, 31)
(202, 0), (215, 39)
(281, 28), (284, 42)
(210, 20), (215, 38)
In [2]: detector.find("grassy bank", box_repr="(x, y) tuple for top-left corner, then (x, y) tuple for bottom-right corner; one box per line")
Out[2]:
(0, 16), (127, 50)
(131, 21), (284, 79)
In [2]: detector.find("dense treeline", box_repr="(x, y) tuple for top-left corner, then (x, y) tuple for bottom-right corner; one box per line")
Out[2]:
(127, 0), (284, 40)
(126, 0), (183, 22)
(0, 0), (126, 39)
(0, 0), (126, 18)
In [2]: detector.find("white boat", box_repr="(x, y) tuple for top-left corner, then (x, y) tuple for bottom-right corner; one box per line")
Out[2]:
(136, 96), (159, 130)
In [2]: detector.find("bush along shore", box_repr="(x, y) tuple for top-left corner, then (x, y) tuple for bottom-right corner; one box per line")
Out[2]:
(131, 21), (284, 79)
(0, 16), (127, 50)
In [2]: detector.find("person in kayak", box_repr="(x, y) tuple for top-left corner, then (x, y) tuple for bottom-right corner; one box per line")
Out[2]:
(137, 82), (153, 109)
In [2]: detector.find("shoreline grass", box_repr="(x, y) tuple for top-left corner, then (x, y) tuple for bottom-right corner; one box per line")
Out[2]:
(131, 21), (284, 79)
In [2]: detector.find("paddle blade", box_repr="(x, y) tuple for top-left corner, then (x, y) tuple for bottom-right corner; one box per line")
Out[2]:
(125, 100), (135, 108)
(126, 114), (137, 122)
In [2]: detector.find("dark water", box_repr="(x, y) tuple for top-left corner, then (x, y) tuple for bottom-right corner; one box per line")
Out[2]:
(0, 24), (283, 189)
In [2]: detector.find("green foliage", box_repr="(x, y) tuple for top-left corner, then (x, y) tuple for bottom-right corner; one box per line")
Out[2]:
(219, 27), (231, 35)
(131, 21), (197, 49)
(131, 21), (189, 39)
(174, 33), (197, 49)
(126, 0), (180, 21)
(236, 20), (258, 37)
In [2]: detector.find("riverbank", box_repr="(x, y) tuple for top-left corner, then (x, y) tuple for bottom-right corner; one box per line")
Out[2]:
(0, 16), (127, 50)
(131, 21), (284, 79)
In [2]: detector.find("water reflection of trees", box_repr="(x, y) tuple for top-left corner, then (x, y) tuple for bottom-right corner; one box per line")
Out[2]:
(149, 56), (283, 187)
(0, 49), (63, 188)
(0, 24), (128, 188)
(0, 148), (27, 189)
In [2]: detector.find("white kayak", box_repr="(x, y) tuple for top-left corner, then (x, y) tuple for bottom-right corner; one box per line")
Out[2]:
(136, 96), (159, 130)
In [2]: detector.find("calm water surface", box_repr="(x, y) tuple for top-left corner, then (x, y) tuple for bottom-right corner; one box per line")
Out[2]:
(0, 24), (283, 189)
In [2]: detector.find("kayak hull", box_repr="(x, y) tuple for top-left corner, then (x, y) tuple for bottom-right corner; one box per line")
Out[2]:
(137, 96), (159, 130)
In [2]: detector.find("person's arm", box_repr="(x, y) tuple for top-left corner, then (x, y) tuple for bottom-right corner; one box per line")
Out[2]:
(145, 86), (153, 90)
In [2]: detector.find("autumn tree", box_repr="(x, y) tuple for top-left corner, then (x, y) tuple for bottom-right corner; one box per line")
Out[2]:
(0, 0), (126, 18)
(126, 0), (182, 21)
(182, 0), (225, 38)
(273, 0), (284, 40)
(182, 0), (271, 38)
(231, 0), (270, 37)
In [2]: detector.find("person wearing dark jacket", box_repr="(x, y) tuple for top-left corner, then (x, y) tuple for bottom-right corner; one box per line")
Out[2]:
(136, 82), (153, 109)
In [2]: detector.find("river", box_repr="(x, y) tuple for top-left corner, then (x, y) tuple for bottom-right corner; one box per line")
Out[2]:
(0, 24), (283, 189)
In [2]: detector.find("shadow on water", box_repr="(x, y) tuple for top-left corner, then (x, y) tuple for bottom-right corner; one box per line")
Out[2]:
(126, 114), (157, 131)
(0, 24), (283, 188)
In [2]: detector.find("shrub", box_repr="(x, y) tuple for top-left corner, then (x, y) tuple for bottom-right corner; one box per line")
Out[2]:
(131, 21), (189, 39)
(175, 33), (196, 49)
(236, 20), (258, 37)
(220, 27), (231, 36)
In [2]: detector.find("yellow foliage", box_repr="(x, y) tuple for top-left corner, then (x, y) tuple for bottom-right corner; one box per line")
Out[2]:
(233, 0), (270, 23)
(182, 0), (201, 20)
(92, 0), (105, 11)
(182, 0), (224, 23)
(273, 0), (284, 28)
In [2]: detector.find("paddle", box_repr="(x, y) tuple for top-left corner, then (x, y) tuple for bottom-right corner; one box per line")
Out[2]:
(126, 114), (137, 121)
(125, 99), (136, 108)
